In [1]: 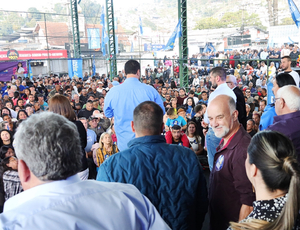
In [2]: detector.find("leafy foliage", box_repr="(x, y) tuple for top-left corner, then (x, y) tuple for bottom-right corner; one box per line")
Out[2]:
(194, 10), (266, 30)
(280, 17), (294, 25)
(0, 12), (26, 35)
(80, 0), (102, 24)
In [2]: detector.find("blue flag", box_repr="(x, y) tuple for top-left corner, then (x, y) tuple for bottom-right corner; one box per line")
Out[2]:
(130, 42), (134, 52)
(100, 6), (105, 26)
(267, 37), (274, 49)
(139, 17), (143, 35)
(288, 36), (295, 44)
(101, 27), (108, 56)
(87, 28), (100, 49)
(68, 59), (83, 79)
(92, 57), (96, 76)
(28, 61), (33, 79)
(164, 19), (182, 50)
(288, 0), (300, 28)
(101, 7), (109, 56)
(115, 35), (118, 54)
(203, 43), (216, 53)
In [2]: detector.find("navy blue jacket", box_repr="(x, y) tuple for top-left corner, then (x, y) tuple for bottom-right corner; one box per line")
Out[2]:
(97, 135), (208, 230)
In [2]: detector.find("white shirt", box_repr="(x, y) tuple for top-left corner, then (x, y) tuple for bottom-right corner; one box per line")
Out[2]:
(260, 65), (267, 75)
(0, 175), (170, 230)
(281, 48), (291, 57)
(256, 79), (262, 86)
(9, 108), (17, 118)
(17, 67), (24, 74)
(260, 51), (268, 60)
(187, 136), (201, 152)
(183, 96), (199, 105)
(288, 70), (300, 87)
(192, 77), (200, 86)
(204, 83), (237, 123)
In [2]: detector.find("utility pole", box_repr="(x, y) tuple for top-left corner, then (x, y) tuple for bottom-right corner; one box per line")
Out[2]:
(70, 0), (81, 58)
(273, 0), (278, 26)
(267, 0), (278, 26)
(178, 0), (188, 89)
(106, 0), (117, 79)
(267, 0), (273, 26)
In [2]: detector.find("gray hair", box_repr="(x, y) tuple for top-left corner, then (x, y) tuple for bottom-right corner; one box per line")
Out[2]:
(228, 75), (237, 86)
(228, 96), (237, 114)
(78, 117), (87, 121)
(277, 85), (300, 111)
(14, 112), (82, 181)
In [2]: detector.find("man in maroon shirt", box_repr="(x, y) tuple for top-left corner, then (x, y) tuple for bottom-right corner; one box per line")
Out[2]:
(207, 95), (255, 230)
(177, 88), (187, 105)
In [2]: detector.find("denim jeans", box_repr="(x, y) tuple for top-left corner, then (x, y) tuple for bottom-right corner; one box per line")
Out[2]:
(206, 127), (221, 171)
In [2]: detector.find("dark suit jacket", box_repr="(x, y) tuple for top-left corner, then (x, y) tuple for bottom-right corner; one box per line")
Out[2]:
(233, 87), (247, 129)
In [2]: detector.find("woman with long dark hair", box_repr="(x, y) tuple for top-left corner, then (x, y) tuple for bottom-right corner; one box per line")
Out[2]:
(2, 114), (17, 134)
(186, 121), (203, 156)
(0, 156), (23, 202)
(0, 130), (13, 148)
(22, 88), (30, 101)
(229, 131), (300, 230)
(16, 109), (28, 120)
(185, 97), (196, 119)
(17, 98), (25, 110)
(0, 107), (11, 120)
(0, 145), (15, 160)
(48, 95), (88, 180)
(16, 62), (24, 78)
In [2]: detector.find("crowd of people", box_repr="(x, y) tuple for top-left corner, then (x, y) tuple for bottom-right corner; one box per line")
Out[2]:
(0, 45), (299, 229)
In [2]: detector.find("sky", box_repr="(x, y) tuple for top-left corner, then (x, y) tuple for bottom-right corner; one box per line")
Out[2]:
(0, 0), (150, 12)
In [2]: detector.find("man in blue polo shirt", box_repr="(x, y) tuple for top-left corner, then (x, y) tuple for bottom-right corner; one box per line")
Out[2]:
(104, 59), (165, 151)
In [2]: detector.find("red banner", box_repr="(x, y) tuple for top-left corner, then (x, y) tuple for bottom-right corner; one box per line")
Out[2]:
(0, 50), (68, 61)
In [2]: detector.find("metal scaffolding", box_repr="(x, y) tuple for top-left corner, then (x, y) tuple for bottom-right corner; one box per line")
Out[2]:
(70, 0), (81, 58)
(106, 0), (118, 79)
(178, 0), (188, 89)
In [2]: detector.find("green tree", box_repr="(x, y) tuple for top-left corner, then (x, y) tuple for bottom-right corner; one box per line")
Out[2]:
(194, 17), (221, 29)
(143, 18), (158, 31)
(25, 18), (37, 28)
(194, 10), (266, 30)
(0, 12), (26, 35)
(53, 3), (67, 14)
(80, 0), (102, 24)
(28, 7), (42, 21)
(280, 17), (295, 25)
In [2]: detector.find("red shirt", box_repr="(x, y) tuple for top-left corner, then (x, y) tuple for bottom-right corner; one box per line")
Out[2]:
(209, 126), (255, 230)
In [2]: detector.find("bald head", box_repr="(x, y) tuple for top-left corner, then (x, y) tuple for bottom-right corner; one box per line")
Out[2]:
(132, 101), (164, 137)
(207, 95), (238, 138)
(208, 95), (236, 115)
(276, 85), (300, 115)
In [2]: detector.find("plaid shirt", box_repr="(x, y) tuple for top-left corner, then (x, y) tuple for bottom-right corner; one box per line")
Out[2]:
(3, 170), (23, 201)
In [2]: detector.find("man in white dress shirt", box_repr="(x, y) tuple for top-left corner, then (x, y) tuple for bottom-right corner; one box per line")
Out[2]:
(0, 112), (170, 230)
